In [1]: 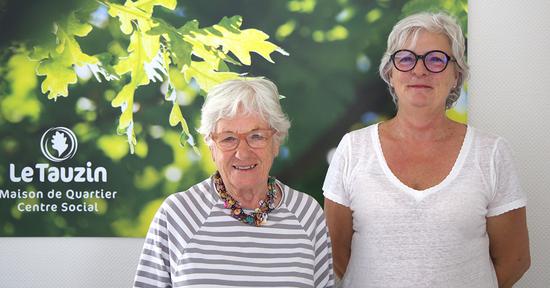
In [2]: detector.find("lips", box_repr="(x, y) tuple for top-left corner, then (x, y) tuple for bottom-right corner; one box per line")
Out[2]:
(408, 84), (432, 89)
(232, 164), (257, 170)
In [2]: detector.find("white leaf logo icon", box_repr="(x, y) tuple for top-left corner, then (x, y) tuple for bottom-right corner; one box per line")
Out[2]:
(51, 131), (68, 156)
(41, 127), (78, 162)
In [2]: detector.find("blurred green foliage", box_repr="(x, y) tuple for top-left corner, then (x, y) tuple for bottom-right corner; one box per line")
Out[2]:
(0, 0), (467, 236)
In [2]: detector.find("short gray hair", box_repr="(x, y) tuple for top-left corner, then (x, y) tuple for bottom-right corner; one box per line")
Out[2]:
(379, 12), (469, 109)
(198, 77), (291, 144)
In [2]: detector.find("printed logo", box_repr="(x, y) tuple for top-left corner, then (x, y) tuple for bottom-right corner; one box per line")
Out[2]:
(40, 127), (78, 162)
(3, 126), (111, 217)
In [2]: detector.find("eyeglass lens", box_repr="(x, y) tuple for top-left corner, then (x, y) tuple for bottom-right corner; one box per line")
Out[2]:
(392, 50), (450, 73)
(214, 129), (273, 151)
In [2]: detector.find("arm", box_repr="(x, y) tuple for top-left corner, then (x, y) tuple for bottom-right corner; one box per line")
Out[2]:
(134, 206), (172, 288)
(312, 205), (336, 288)
(324, 198), (353, 279)
(487, 207), (530, 288)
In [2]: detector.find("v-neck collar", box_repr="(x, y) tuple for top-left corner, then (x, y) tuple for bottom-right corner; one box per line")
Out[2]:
(372, 122), (473, 202)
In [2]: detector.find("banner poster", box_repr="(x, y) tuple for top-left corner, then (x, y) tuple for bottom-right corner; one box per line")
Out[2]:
(0, 1), (467, 237)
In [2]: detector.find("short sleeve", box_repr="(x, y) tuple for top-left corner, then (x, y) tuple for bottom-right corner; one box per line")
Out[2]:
(487, 138), (527, 217)
(134, 204), (173, 288)
(312, 205), (335, 288)
(323, 133), (352, 207)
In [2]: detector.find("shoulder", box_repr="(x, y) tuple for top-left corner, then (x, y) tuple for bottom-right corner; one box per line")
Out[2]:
(281, 182), (322, 209)
(345, 123), (377, 144)
(162, 177), (218, 215)
(468, 125), (511, 146)
(468, 125), (502, 143)
(467, 126), (511, 155)
(278, 182), (327, 240)
(143, 178), (218, 259)
(280, 182), (323, 218)
(331, 123), (378, 159)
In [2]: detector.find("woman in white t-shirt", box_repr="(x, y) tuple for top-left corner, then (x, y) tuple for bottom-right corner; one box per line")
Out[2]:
(323, 12), (530, 288)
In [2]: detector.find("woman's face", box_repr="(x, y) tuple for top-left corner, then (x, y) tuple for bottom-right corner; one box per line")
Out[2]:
(210, 111), (279, 194)
(390, 30), (458, 111)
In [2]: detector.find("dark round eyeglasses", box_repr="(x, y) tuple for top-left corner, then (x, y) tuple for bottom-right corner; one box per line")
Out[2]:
(390, 49), (456, 73)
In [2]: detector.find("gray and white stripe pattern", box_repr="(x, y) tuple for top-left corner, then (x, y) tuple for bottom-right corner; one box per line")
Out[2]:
(134, 178), (334, 288)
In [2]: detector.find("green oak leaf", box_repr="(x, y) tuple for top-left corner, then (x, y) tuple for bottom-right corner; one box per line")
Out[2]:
(168, 93), (199, 154)
(167, 67), (188, 92)
(66, 12), (93, 37)
(36, 49), (78, 99)
(107, 3), (139, 34)
(128, 0), (176, 14)
(57, 30), (98, 65)
(115, 31), (158, 86)
(111, 83), (135, 130)
(107, 0), (176, 35)
(94, 53), (120, 79)
(33, 11), (97, 99)
(29, 43), (55, 62)
(55, 12), (98, 65)
(193, 16), (288, 66)
(1, 52), (41, 123)
(169, 102), (189, 133)
(182, 61), (239, 92)
(167, 67), (198, 104)
(148, 19), (193, 68)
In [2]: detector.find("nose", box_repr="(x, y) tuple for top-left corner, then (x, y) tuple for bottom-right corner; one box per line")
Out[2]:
(234, 138), (254, 158)
(411, 59), (429, 76)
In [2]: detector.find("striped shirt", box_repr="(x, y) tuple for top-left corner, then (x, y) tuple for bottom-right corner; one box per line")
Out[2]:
(134, 177), (334, 288)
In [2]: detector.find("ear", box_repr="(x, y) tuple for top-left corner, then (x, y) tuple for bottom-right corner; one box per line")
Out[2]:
(453, 70), (460, 88)
(453, 78), (459, 89)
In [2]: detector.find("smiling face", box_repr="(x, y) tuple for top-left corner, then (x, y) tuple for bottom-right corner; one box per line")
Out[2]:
(210, 111), (279, 195)
(390, 30), (458, 111)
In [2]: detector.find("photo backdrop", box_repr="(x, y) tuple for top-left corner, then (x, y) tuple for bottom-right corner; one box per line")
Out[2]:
(0, 0), (467, 236)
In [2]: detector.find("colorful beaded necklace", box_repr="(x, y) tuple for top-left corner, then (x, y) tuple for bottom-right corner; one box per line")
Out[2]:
(213, 172), (277, 226)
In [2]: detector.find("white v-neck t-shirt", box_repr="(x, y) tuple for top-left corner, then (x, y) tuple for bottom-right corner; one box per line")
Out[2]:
(323, 123), (526, 288)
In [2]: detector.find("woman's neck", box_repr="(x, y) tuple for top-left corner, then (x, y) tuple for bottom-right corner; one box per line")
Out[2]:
(387, 110), (456, 142)
(227, 185), (268, 209)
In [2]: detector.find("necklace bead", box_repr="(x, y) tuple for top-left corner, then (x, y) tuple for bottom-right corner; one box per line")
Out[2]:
(213, 172), (277, 226)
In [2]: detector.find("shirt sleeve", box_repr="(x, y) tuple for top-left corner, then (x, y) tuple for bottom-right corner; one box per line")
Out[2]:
(323, 133), (352, 207)
(487, 137), (527, 217)
(134, 204), (173, 288)
(312, 205), (335, 288)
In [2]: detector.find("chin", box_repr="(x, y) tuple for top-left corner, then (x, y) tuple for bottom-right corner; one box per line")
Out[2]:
(229, 172), (264, 184)
(233, 180), (264, 191)
(404, 95), (435, 106)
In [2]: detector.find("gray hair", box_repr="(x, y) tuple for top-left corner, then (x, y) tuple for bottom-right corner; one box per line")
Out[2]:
(379, 12), (469, 109)
(198, 77), (291, 144)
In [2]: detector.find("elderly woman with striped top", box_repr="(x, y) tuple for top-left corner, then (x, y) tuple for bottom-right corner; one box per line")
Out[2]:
(134, 78), (334, 288)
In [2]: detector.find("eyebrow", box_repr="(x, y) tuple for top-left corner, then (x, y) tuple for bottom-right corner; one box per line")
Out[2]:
(216, 127), (268, 134)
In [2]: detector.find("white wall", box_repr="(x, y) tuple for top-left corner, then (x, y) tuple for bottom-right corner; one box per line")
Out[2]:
(468, 0), (550, 287)
(0, 238), (142, 287)
(1, 1), (549, 287)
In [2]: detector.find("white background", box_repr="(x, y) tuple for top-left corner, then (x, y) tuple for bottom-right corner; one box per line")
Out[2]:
(468, 0), (550, 286)
(1, 0), (549, 287)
